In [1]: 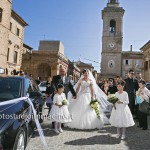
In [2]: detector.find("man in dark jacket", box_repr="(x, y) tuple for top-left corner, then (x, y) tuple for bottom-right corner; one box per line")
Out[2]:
(107, 79), (118, 95)
(124, 69), (139, 115)
(52, 67), (76, 98)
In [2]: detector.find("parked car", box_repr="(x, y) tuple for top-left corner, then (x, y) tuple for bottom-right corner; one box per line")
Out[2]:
(0, 76), (44, 150)
(38, 81), (47, 98)
(146, 82), (150, 90)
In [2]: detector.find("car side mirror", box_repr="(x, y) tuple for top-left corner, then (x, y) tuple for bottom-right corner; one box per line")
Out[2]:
(29, 91), (42, 98)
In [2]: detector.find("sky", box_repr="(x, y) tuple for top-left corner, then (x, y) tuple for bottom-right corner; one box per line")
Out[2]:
(12, 0), (150, 71)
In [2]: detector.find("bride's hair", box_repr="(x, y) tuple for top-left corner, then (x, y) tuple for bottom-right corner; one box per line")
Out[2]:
(82, 69), (89, 74)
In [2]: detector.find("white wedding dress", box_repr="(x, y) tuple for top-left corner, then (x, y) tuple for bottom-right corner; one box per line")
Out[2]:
(66, 80), (107, 129)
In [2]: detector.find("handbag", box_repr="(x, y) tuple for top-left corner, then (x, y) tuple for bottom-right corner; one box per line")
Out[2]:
(139, 97), (150, 115)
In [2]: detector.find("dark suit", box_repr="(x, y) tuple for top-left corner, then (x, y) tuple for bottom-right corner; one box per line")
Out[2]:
(52, 75), (76, 98)
(107, 85), (118, 95)
(124, 77), (139, 114)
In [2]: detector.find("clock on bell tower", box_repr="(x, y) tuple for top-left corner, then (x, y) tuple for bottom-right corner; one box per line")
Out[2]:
(101, 0), (125, 78)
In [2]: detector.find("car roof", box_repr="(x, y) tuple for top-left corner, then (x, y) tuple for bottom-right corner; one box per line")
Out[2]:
(0, 75), (31, 80)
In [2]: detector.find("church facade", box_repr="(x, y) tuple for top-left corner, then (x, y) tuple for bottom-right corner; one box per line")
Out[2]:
(101, 0), (143, 79)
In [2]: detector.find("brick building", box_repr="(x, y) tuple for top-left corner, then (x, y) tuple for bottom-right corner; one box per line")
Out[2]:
(0, 0), (28, 74)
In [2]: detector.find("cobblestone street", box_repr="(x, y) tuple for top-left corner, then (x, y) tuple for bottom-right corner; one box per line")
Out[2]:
(26, 112), (150, 150)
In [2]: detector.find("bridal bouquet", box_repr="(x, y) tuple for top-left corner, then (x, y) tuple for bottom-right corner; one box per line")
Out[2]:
(107, 94), (118, 110)
(90, 98), (100, 119)
(62, 99), (68, 105)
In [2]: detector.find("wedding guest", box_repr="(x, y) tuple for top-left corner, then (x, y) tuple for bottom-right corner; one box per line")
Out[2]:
(109, 80), (135, 139)
(49, 84), (71, 134)
(136, 80), (150, 130)
(98, 79), (104, 89)
(124, 69), (139, 115)
(117, 76), (122, 82)
(114, 78), (117, 86)
(134, 72), (143, 119)
(46, 76), (52, 86)
(69, 75), (75, 86)
(136, 73), (143, 82)
(107, 79), (118, 95)
(35, 76), (41, 85)
(20, 70), (25, 76)
(114, 76), (121, 86)
(101, 80), (109, 95)
(45, 76), (55, 115)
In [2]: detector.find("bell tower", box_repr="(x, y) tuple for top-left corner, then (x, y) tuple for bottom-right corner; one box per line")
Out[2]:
(101, 0), (125, 78)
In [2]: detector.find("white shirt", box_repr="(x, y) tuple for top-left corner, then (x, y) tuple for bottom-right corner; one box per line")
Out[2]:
(61, 76), (66, 84)
(70, 80), (75, 86)
(137, 87), (150, 103)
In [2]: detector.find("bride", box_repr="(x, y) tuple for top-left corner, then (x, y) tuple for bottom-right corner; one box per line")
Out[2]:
(65, 69), (111, 129)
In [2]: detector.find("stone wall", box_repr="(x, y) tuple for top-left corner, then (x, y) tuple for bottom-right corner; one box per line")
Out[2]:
(0, 0), (12, 71)
(140, 41), (150, 81)
(7, 14), (25, 74)
(22, 50), (69, 80)
(122, 52), (144, 79)
(0, 0), (27, 75)
(39, 41), (64, 55)
(144, 49), (150, 81)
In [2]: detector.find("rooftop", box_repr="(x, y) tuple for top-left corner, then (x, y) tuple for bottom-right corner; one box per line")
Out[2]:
(23, 43), (33, 50)
(140, 40), (150, 51)
(11, 9), (29, 26)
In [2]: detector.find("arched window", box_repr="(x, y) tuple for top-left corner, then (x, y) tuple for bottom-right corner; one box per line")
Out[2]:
(0, 8), (3, 22)
(109, 20), (116, 33)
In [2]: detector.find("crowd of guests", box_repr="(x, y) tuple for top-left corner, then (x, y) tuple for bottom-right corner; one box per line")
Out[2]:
(97, 69), (150, 131)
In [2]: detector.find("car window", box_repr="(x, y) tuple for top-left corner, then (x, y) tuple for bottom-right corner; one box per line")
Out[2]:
(0, 78), (22, 101)
(25, 79), (40, 95)
(25, 79), (34, 95)
(31, 79), (40, 91)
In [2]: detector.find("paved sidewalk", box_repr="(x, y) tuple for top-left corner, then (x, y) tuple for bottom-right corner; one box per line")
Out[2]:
(26, 116), (150, 150)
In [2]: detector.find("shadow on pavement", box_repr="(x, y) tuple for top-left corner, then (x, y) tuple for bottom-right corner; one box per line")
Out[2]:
(64, 134), (121, 145)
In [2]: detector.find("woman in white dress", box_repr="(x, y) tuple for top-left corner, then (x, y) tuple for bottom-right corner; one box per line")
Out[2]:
(66, 69), (111, 129)
(109, 80), (135, 139)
